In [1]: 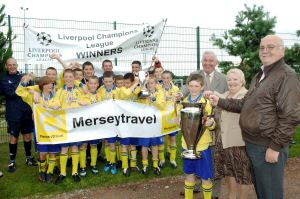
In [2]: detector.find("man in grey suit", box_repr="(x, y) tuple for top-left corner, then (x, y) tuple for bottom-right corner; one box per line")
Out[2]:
(181, 51), (227, 97)
(181, 51), (227, 199)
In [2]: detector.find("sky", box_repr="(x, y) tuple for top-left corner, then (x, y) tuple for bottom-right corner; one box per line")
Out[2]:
(2, 0), (300, 33)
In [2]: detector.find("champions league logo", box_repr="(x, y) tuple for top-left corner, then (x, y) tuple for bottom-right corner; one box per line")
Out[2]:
(143, 26), (155, 37)
(36, 32), (52, 46)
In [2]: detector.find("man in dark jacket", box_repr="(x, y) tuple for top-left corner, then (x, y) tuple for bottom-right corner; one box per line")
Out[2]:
(0, 58), (37, 172)
(209, 35), (300, 199)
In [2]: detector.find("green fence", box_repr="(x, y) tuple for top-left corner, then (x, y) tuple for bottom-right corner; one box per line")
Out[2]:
(1, 16), (299, 143)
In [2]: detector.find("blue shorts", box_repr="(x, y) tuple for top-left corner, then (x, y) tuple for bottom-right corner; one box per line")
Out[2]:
(38, 144), (60, 153)
(7, 119), (34, 137)
(60, 142), (81, 148)
(183, 147), (214, 180)
(168, 131), (178, 137)
(88, 139), (101, 145)
(107, 137), (120, 144)
(120, 137), (139, 146)
(139, 136), (164, 147)
(81, 139), (101, 145)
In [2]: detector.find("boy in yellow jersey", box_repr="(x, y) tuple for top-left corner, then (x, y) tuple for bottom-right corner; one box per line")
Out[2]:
(115, 75), (124, 88)
(159, 70), (180, 169)
(19, 67), (63, 174)
(114, 74), (124, 164)
(98, 71), (120, 175)
(138, 74), (166, 176)
(118, 73), (141, 176)
(180, 74), (215, 199)
(73, 68), (84, 82)
(48, 69), (88, 184)
(79, 76), (101, 176)
(16, 74), (60, 183)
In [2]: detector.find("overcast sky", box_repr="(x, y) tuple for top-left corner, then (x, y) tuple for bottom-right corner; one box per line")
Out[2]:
(2, 0), (300, 33)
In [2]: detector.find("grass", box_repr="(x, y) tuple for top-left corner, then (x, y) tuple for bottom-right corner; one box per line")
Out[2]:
(0, 136), (184, 198)
(0, 129), (300, 198)
(288, 126), (300, 157)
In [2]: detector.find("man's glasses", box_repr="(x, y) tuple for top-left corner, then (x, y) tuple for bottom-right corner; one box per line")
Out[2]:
(259, 45), (283, 52)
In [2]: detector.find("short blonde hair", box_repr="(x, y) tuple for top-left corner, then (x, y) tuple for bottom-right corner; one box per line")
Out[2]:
(226, 68), (246, 86)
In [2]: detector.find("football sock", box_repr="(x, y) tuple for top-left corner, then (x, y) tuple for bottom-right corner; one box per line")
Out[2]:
(184, 181), (195, 199)
(79, 148), (87, 169)
(71, 151), (79, 175)
(90, 145), (98, 167)
(202, 183), (213, 199)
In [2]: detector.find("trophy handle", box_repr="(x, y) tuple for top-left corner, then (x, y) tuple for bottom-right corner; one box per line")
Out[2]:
(193, 100), (209, 156)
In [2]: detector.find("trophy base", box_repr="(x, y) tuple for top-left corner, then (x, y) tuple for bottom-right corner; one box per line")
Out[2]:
(138, 91), (150, 99)
(182, 150), (202, 159)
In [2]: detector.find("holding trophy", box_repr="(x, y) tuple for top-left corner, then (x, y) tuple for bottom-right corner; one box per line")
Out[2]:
(138, 71), (150, 99)
(179, 74), (215, 199)
(180, 102), (207, 159)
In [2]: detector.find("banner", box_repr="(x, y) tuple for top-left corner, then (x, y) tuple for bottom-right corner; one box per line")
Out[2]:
(34, 99), (180, 144)
(24, 19), (166, 64)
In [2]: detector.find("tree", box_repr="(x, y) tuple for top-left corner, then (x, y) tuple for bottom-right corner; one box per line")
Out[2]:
(211, 4), (276, 85)
(0, 4), (15, 75)
(285, 30), (300, 78)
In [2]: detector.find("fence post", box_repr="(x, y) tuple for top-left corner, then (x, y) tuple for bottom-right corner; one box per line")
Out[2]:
(113, 21), (118, 66)
(196, 26), (200, 70)
(7, 15), (11, 41)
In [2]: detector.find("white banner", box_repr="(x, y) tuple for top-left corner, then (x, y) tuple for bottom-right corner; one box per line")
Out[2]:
(34, 99), (180, 145)
(24, 19), (166, 64)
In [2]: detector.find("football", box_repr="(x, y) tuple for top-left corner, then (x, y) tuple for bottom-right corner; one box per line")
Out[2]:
(36, 32), (52, 46)
(143, 26), (155, 37)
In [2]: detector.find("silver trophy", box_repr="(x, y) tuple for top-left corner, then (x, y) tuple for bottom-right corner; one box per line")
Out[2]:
(138, 71), (150, 99)
(181, 102), (207, 159)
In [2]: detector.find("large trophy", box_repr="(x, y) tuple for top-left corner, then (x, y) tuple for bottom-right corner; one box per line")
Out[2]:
(138, 71), (150, 99)
(181, 102), (207, 159)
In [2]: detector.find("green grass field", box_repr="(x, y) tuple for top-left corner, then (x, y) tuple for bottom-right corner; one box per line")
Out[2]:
(0, 129), (299, 198)
(0, 136), (184, 198)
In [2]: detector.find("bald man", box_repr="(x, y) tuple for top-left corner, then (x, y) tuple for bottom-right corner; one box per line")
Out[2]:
(209, 35), (300, 199)
(0, 58), (37, 172)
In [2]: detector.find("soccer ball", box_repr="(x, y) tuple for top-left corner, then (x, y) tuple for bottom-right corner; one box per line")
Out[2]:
(36, 32), (52, 46)
(143, 26), (155, 37)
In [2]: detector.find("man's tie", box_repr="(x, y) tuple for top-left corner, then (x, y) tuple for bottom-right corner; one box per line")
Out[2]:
(205, 73), (211, 90)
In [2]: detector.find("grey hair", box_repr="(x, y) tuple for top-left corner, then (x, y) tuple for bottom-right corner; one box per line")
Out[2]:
(202, 51), (218, 62)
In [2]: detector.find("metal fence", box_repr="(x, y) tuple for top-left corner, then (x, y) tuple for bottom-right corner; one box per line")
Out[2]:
(6, 16), (299, 76)
(1, 16), (299, 143)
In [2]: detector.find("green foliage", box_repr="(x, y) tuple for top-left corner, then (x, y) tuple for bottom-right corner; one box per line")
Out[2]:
(0, 4), (15, 75)
(285, 30), (300, 78)
(211, 4), (276, 85)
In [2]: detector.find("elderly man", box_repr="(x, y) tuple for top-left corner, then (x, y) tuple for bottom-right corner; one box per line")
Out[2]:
(181, 51), (227, 97)
(0, 58), (37, 172)
(209, 35), (300, 199)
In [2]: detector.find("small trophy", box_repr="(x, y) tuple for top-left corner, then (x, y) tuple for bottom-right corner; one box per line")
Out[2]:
(138, 71), (150, 99)
(180, 102), (207, 159)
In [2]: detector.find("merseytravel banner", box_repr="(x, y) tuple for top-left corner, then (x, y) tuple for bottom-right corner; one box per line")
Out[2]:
(24, 19), (166, 64)
(33, 99), (180, 144)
